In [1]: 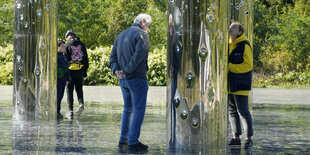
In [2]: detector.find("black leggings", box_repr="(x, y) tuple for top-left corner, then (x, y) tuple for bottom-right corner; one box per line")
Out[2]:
(66, 70), (84, 111)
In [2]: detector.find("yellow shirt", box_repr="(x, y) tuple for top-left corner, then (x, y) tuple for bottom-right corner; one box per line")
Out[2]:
(228, 34), (253, 96)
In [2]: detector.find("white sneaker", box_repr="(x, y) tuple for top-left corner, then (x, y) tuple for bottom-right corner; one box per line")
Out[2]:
(75, 104), (84, 116)
(65, 111), (73, 120)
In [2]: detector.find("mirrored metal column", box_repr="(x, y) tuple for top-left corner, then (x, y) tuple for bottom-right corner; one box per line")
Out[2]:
(230, 0), (254, 43)
(167, 0), (230, 153)
(13, 0), (57, 121)
(230, 0), (254, 110)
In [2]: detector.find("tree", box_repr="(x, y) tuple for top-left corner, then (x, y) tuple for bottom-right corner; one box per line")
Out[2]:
(57, 0), (167, 49)
(0, 0), (14, 47)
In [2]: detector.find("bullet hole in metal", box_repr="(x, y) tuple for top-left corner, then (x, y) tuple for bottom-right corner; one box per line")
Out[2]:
(209, 17), (213, 23)
(23, 78), (27, 84)
(18, 65), (23, 71)
(17, 55), (21, 62)
(187, 72), (193, 81)
(17, 3), (22, 9)
(37, 9), (42, 17)
(180, 110), (188, 120)
(192, 119), (199, 128)
(174, 97), (180, 109)
(24, 22), (28, 28)
(20, 14), (24, 21)
(40, 44), (46, 51)
(201, 48), (206, 56)
(35, 69), (40, 76)
(199, 48), (208, 61)
(212, 2), (217, 9)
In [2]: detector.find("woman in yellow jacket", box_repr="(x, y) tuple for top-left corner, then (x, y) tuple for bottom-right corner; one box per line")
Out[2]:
(227, 22), (253, 149)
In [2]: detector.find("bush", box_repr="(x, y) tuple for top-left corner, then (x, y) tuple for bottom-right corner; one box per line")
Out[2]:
(253, 71), (310, 88)
(84, 46), (167, 86)
(83, 46), (119, 85)
(0, 44), (167, 86)
(0, 44), (13, 85)
(147, 47), (167, 86)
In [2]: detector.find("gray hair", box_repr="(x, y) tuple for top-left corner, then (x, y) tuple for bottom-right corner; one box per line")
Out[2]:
(134, 13), (152, 25)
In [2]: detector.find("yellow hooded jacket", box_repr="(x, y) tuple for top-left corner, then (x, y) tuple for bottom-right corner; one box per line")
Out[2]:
(228, 34), (253, 96)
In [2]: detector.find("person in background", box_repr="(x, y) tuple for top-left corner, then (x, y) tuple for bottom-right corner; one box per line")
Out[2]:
(109, 13), (151, 153)
(227, 22), (254, 149)
(57, 40), (70, 119)
(65, 30), (89, 118)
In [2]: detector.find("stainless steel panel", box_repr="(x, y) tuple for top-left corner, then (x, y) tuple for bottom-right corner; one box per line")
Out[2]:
(167, 0), (253, 153)
(13, 0), (57, 121)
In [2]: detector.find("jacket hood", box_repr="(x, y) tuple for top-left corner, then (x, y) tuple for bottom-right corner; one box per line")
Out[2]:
(229, 34), (249, 46)
(67, 37), (81, 45)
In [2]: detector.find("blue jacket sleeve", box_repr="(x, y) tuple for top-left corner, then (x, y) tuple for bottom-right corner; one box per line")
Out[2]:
(123, 32), (150, 75)
(109, 39), (120, 75)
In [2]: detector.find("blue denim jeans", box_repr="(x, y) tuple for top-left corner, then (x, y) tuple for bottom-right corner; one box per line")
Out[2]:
(119, 78), (148, 145)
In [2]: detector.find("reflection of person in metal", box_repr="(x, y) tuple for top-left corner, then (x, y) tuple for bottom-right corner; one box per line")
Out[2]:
(227, 22), (254, 149)
(55, 117), (85, 153)
(57, 40), (70, 120)
(109, 14), (151, 153)
(168, 14), (182, 148)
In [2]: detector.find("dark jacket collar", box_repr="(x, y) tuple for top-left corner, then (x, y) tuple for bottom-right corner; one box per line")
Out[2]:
(132, 23), (143, 30)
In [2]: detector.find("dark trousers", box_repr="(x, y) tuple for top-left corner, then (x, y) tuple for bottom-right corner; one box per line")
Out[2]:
(57, 78), (67, 114)
(169, 78), (177, 146)
(66, 70), (84, 111)
(228, 94), (253, 138)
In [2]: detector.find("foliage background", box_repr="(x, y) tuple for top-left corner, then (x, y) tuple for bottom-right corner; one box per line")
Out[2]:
(1, 0), (310, 87)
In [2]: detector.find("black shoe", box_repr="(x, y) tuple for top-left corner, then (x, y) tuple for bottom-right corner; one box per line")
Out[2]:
(118, 142), (128, 153)
(244, 139), (253, 149)
(118, 142), (128, 148)
(228, 138), (241, 148)
(57, 113), (63, 119)
(128, 142), (148, 152)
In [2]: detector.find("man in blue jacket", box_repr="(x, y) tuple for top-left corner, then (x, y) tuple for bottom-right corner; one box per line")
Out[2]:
(109, 13), (151, 152)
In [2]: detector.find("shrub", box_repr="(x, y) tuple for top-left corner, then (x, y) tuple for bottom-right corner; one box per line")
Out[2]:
(0, 44), (167, 86)
(84, 46), (167, 86)
(0, 44), (13, 85)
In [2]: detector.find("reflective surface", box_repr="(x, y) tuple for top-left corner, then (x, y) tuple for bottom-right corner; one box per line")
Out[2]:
(0, 102), (310, 154)
(13, 0), (57, 120)
(166, 0), (253, 153)
(167, 0), (230, 153)
(230, 0), (254, 42)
